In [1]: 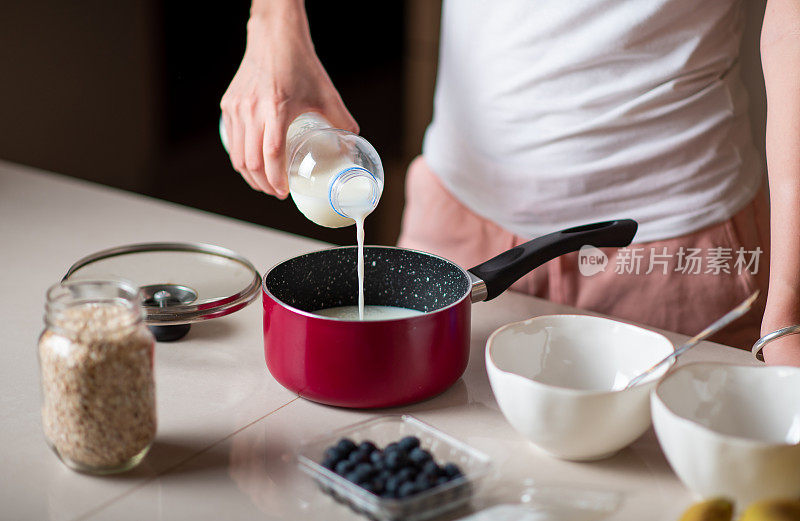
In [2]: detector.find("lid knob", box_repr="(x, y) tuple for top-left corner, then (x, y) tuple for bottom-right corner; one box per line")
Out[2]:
(141, 284), (198, 342)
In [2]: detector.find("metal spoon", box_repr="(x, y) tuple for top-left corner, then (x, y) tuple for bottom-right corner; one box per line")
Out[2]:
(624, 290), (760, 390)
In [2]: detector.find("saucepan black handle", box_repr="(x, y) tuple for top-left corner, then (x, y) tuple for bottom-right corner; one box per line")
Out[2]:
(467, 219), (638, 302)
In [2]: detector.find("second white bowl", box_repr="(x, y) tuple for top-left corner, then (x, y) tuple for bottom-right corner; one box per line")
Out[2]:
(486, 314), (675, 461)
(652, 362), (800, 505)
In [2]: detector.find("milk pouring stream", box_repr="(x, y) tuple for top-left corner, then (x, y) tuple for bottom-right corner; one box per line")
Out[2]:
(220, 113), (384, 319)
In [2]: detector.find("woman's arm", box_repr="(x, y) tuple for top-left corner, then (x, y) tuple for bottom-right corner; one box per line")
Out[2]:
(759, 0), (800, 365)
(220, 0), (358, 197)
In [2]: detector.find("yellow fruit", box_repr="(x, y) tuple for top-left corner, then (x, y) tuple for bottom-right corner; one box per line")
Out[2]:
(738, 499), (800, 521)
(678, 498), (734, 521)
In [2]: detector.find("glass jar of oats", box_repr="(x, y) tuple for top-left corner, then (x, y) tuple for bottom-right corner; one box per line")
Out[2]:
(38, 279), (156, 474)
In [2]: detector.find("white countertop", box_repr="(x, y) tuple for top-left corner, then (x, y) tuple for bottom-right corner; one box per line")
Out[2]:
(0, 160), (758, 521)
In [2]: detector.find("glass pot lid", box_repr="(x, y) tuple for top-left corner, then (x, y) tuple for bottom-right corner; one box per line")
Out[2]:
(62, 242), (262, 327)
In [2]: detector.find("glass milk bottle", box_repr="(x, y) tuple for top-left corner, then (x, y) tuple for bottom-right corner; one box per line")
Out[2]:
(220, 113), (384, 227)
(285, 113), (383, 227)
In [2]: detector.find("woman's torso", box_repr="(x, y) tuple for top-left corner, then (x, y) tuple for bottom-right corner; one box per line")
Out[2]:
(423, 0), (763, 242)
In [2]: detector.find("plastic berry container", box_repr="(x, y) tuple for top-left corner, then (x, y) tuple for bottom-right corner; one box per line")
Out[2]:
(296, 415), (493, 521)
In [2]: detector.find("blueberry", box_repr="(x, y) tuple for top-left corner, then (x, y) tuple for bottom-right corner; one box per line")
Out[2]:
(321, 455), (337, 470)
(385, 475), (402, 494)
(324, 446), (343, 463)
(442, 462), (463, 478)
(397, 481), (416, 498)
(398, 435), (421, 452)
(415, 472), (436, 490)
(358, 440), (377, 454)
(371, 477), (386, 495)
(354, 462), (373, 474)
(349, 463), (373, 483)
(334, 460), (355, 475)
(384, 442), (400, 454)
(408, 447), (432, 466)
(435, 476), (450, 487)
(369, 450), (384, 464)
(348, 449), (370, 465)
(385, 450), (408, 470)
(421, 460), (439, 475)
(395, 467), (416, 483)
(336, 438), (357, 455)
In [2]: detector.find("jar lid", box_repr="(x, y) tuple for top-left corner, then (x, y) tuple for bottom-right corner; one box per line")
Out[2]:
(63, 242), (261, 338)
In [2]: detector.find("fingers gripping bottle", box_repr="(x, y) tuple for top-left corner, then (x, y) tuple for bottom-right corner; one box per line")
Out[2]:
(220, 113), (384, 227)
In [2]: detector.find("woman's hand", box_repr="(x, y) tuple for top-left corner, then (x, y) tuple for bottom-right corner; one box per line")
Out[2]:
(220, 4), (358, 197)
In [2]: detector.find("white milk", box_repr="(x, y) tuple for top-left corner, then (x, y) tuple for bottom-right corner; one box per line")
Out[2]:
(315, 305), (425, 321)
(336, 175), (376, 320)
(289, 160), (377, 228)
(294, 171), (374, 319)
(355, 218), (366, 319)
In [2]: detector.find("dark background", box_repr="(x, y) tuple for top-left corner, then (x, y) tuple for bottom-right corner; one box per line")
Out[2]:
(0, 0), (442, 246)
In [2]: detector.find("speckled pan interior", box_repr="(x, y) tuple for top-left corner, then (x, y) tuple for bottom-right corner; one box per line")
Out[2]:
(264, 246), (471, 313)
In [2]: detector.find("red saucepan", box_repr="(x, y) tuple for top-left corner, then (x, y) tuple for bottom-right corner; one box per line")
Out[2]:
(262, 219), (637, 408)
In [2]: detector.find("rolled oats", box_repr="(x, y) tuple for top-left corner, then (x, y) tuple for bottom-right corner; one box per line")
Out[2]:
(39, 288), (156, 473)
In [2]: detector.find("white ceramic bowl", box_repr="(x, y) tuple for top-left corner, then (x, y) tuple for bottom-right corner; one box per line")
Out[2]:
(652, 363), (800, 505)
(486, 314), (675, 461)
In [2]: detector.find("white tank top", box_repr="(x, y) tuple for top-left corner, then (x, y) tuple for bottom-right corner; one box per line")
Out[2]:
(423, 0), (763, 243)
